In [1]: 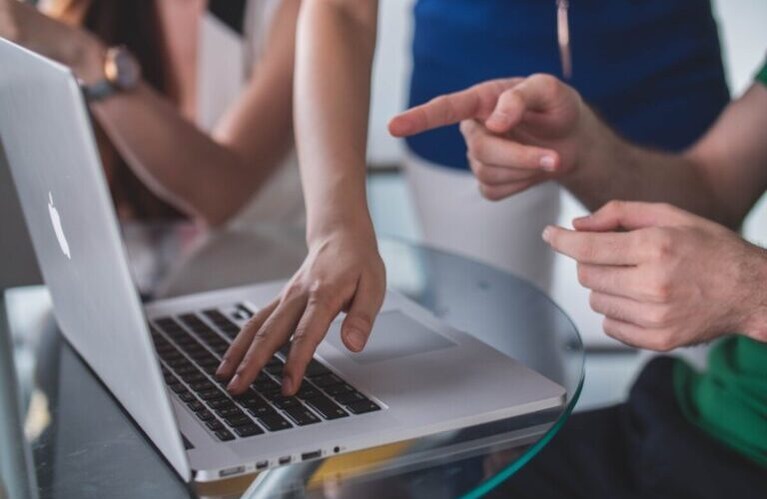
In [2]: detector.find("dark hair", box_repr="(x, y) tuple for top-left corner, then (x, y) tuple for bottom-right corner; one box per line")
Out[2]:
(53, 0), (182, 220)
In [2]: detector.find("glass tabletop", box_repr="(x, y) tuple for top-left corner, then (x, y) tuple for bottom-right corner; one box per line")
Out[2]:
(0, 223), (583, 499)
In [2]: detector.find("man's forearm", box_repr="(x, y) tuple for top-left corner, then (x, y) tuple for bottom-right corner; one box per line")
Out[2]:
(561, 107), (730, 226)
(294, 1), (378, 241)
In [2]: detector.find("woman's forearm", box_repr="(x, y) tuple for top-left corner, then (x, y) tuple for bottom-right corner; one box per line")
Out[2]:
(90, 82), (288, 226)
(83, 0), (299, 226)
(294, 0), (379, 242)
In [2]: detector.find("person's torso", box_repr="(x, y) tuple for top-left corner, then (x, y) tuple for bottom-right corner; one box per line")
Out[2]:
(408, 0), (730, 169)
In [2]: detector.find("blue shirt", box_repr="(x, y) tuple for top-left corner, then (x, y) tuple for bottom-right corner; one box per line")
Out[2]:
(407, 0), (729, 169)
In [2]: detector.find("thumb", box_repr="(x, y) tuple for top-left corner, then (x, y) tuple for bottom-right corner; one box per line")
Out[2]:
(485, 74), (572, 134)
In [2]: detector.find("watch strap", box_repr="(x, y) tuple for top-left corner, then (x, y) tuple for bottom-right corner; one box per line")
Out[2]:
(81, 79), (117, 103)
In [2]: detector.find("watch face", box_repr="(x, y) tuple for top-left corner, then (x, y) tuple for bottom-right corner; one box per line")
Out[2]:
(105, 47), (140, 90)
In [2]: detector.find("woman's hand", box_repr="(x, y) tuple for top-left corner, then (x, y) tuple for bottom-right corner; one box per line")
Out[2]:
(0, 0), (104, 82)
(544, 201), (767, 350)
(217, 225), (386, 396)
(389, 74), (590, 200)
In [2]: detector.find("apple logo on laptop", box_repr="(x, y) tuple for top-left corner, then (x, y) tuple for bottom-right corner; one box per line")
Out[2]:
(48, 192), (71, 260)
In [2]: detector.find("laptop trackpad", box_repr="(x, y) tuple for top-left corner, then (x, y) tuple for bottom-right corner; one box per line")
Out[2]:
(326, 311), (456, 365)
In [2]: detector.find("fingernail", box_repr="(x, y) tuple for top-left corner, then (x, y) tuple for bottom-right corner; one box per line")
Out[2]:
(346, 329), (366, 352)
(542, 226), (553, 243)
(573, 215), (590, 225)
(282, 376), (293, 395)
(215, 360), (229, 378)
(539, 155), (557, 171)
(226, 374), (240, 392)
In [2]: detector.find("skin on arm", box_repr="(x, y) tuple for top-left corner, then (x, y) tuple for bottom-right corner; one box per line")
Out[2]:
(0, 0), (300, 226)
(89, 0), (302, 226)
(216, 0), (386, 395)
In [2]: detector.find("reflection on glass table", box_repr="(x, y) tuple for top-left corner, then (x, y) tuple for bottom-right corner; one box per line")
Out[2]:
(1, 223), (583, 498)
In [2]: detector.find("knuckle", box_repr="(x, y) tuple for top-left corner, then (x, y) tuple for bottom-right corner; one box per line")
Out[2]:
(475, 164), (499, 185)
(646, 307), (670, 328)
(291, 330), (321, 350)
(482, 186), (505, 202)
(282, 280), (305, 301)
(648, 334), (676, 352)
(603, 200), (624, 216)
(530, 73), (560, 97)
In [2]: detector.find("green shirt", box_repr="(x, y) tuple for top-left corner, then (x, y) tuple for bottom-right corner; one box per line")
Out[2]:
(673, 59), (767, 468)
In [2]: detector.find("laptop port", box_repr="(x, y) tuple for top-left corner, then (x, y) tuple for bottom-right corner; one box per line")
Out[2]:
(219, 466), (245, 478)
(255, 461), (269, 470)
(301, 450), (322, 461)
(278, 456), (292, 465)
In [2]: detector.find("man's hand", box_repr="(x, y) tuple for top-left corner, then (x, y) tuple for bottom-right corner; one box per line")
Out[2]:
(543, 201), (767, 350)
(0, 0), (104, 83)
(389, 74), (588, 200)
(216, 226), (386, 396)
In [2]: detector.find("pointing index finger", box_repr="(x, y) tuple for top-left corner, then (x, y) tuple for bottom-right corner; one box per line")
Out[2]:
(388, 79), (520, 137)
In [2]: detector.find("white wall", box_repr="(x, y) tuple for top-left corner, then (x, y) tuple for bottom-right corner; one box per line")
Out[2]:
(367, 0), (767, 347)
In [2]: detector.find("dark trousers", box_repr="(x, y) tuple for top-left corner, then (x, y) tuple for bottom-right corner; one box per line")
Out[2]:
(491, 358), (767, 499)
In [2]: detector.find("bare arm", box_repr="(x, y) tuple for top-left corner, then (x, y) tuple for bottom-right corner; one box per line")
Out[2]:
(294, 0), (378, 240)
(90, 0), (301, 226)
(563, 83), (767, 228)
(2, 0), (300, 226)
(215, 0), (387, 396)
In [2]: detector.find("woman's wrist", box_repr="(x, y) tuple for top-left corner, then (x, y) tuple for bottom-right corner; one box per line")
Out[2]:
(65, 31), (106, 84)
(307, 212), (376, 247)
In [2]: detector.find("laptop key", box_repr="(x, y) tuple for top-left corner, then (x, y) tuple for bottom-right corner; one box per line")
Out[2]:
(206, 419), (225, 431)
(312, 373), (343, 389)
(333, 391), (367, 405)
(305, 395), (348, 420)
(179, 392), (196, 403)
(258, 413), (292, 431)
(271, 396), (300, 410)
(305, 360), (331, 377)
(323, 383), (354, 397)
(216, 407), (244, 419)
(215, 429), (235, 442)
(187, 400), (205, 412)
(234, 424), (264, 438)
(169, 383), (186, 394)
(199, 389), (226, 401)
(283, 405), (320, 426)
(225, 415), (252, 428)
(208, 399), (235, 410)
(195, 410), (216, 422)
(296, 384), (322, 400)
(346, 400), (381, 414)
(247, 405), (276, 418)
(189, 381), (215, 392)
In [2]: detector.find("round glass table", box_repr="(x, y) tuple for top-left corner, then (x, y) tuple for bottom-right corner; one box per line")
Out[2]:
(0, 223), (583, 499)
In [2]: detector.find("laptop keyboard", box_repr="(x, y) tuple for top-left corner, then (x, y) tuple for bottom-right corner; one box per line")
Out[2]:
(150, 303), (380, 442)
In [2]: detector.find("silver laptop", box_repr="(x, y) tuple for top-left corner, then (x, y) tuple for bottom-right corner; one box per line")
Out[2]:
(0, 38), (565, 483)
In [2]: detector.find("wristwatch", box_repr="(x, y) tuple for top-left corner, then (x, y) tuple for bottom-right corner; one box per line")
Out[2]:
(81, 46), (141, 102)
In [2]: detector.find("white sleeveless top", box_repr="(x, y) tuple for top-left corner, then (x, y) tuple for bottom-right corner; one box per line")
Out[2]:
(197, 0), (304, 229)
